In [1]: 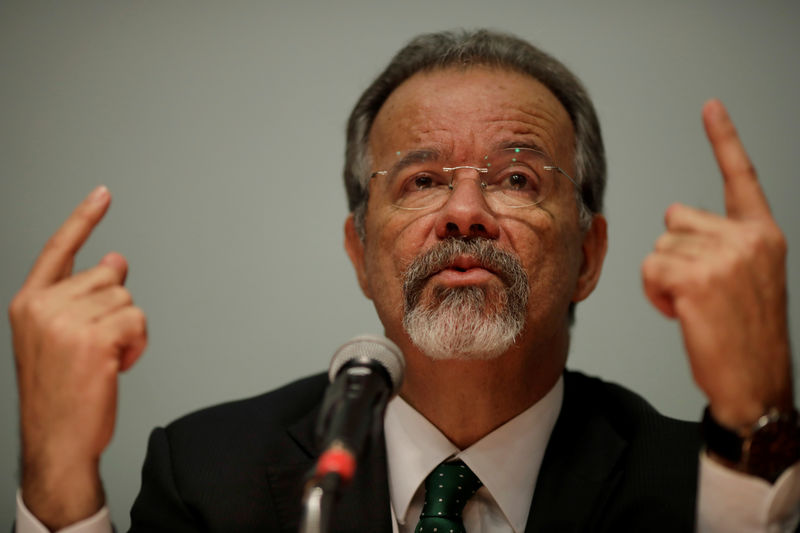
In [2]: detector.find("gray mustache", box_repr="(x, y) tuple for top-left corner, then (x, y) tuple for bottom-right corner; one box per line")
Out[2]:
(402, 238), (529, 310)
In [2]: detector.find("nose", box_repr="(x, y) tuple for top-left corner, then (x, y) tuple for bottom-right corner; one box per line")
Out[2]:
(434, 169), (501, 240)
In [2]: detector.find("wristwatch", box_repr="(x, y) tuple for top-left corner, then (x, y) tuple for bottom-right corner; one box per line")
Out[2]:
(702, 406), (800, 483)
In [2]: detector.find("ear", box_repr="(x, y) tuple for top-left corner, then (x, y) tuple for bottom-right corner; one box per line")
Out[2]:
(572, 214), (608, 303)
(344, 214), (372, 300)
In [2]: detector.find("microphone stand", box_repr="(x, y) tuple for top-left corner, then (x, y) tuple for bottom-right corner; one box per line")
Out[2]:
(298, 472), (341, 533)
(298, 339), (403, 533)
(298, 399), (387, 533)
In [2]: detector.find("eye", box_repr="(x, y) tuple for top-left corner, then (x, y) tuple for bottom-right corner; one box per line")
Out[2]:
(400, 172), (447, 193)
(499, 169), (540, 192)
(411, 175), (434, 190)
(508, 173), (529, 190)
(393, 171), (448, 209)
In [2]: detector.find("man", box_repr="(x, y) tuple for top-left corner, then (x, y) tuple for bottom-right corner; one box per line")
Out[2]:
(11, 29), (800, 532)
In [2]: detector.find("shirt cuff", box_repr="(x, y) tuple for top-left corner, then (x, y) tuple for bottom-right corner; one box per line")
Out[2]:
(16, 490), (113, 533)
(697, 452), (800, 533)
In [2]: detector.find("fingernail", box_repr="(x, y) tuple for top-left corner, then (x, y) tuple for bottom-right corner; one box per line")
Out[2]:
(89, 185), (109, 203)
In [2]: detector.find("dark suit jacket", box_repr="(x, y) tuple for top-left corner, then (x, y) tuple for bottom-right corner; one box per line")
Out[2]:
(128, 371), (701, 532)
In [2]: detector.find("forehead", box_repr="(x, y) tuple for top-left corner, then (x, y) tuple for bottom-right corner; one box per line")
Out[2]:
(369, 66), (575, 167)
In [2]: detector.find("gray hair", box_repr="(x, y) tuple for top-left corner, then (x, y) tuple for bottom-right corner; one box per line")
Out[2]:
(344, 29), (606, 239)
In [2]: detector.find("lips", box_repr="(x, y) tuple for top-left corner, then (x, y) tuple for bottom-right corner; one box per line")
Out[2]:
(431, 255), (499, 286)
(450, 255), (490, 271)
(432, 254), (497, 274)
(403, 237), (530, 311)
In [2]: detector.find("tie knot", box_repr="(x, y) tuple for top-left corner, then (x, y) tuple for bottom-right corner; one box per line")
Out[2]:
(415, 460), (482, 533)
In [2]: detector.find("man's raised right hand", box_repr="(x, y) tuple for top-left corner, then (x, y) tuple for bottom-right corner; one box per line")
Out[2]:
(9, 186), (147, 530)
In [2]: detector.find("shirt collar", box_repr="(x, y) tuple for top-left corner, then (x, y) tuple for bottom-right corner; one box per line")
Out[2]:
(384, 375), (563, 533)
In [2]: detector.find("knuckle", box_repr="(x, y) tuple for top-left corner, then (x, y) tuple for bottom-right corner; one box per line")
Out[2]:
(737, 222), (783, 259)
(774, 232), (788, 259)
(94, 264), (120, 285)
(74, 325), (111, 356)
(24, 293), (51, 321)
(687, 267), (710, 294)
(677, 259), (713, 292)
(131, 307), (148, 334)
(640, 255), (659, 281)
(653, 234), (670, 252)
(8, 292), (26, 322)
(763, 224), (787, 256)
(663, 203), (685, 227)
(45, 312), (78, 342)
(111, 286), (133, 306)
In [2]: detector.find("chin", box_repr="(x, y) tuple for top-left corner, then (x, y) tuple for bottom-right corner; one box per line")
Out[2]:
(418, 342), (511, 361)
(403, 285), (523, 361)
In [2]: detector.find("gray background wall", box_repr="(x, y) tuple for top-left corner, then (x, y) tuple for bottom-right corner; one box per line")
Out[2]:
(1, 1), (799, 529)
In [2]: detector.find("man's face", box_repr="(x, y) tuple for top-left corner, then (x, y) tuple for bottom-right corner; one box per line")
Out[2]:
(345, 66), (606, 361)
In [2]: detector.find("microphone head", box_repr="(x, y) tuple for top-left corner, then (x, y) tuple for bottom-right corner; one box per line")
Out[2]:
(328, 335), (405, 394)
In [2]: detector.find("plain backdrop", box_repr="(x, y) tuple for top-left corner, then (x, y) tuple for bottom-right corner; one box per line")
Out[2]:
(1, 1), (799, 529)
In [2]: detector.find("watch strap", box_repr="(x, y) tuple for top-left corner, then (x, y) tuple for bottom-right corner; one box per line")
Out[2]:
(702, 406), (800, 483)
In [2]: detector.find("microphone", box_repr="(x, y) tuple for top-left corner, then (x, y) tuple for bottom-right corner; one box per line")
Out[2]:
(313, 335), (405, 484)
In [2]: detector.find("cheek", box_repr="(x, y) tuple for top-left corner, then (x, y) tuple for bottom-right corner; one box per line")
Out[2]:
(504, 218), (583, 304)
(361, 212), (437, 340)
(363, 210), (434, 299)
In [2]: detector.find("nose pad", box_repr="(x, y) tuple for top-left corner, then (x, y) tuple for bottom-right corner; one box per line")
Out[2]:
(448, 175), (487, 196)
(446, 166), (489, 203)
(435, 168), (500, 240)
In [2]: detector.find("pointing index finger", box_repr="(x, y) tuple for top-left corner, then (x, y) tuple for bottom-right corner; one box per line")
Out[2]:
(703, 99), (771, 220)
(24, 186), (112, 289)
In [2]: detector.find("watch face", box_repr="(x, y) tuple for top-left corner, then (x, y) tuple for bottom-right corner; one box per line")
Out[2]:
(745, 414), (800, 483)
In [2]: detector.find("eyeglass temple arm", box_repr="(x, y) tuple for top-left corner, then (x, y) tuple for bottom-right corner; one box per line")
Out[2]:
(544, 165), (580, 190)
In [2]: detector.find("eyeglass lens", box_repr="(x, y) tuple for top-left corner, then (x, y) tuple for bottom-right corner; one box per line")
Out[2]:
(376, 147), (563, 210)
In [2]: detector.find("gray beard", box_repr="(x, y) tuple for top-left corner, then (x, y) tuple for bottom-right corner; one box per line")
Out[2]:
(402, 238), (529, 360)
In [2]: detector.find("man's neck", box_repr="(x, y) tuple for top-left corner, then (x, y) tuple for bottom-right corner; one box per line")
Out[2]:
(398, 339), (567, 449)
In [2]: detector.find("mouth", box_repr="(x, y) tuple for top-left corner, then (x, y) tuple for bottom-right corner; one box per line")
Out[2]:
(402, 237), (530, 313)
(431, 255), (499, 286)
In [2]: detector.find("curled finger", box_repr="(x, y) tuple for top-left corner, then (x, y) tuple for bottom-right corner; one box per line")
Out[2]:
(68, 286), (134, 323)
(641, 252), (694, 318)
(97, 306), (148, 372)
(664, 203), (727, 234)
(49, 259), (128, 301)
(654, 232), (716, 260)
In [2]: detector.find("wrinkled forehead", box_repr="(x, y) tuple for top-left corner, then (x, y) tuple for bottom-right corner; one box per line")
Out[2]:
(368, 66), (576, 173)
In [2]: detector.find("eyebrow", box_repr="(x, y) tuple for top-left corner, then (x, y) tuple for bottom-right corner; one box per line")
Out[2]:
(383, 148), (444, 176)
(379, 141), (553, 176)
(493, 140), (551, 156)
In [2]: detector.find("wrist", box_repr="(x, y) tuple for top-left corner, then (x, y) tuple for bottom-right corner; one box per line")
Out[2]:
(21, 456), (105, 530)
(702, 405), (800, 483)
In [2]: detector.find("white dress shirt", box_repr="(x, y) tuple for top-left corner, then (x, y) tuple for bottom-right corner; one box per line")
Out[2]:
(384, 376), (564, 533)
(16, 374), (800, 532)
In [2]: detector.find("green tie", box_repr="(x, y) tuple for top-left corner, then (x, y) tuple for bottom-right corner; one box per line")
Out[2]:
(414, 460), (483, 533)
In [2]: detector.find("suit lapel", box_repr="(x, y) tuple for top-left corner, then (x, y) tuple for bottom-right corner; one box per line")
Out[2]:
(332, 433), (393, 533)
(524, 372), (627, 533)
(268, 398), (393, 533)
(265, 403), (317, 533)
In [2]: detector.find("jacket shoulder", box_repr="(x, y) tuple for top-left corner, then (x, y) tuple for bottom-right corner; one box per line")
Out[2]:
(130, 373), (329, 532)
(167, 372), (328, 434)
(563, 370), (699, 438)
